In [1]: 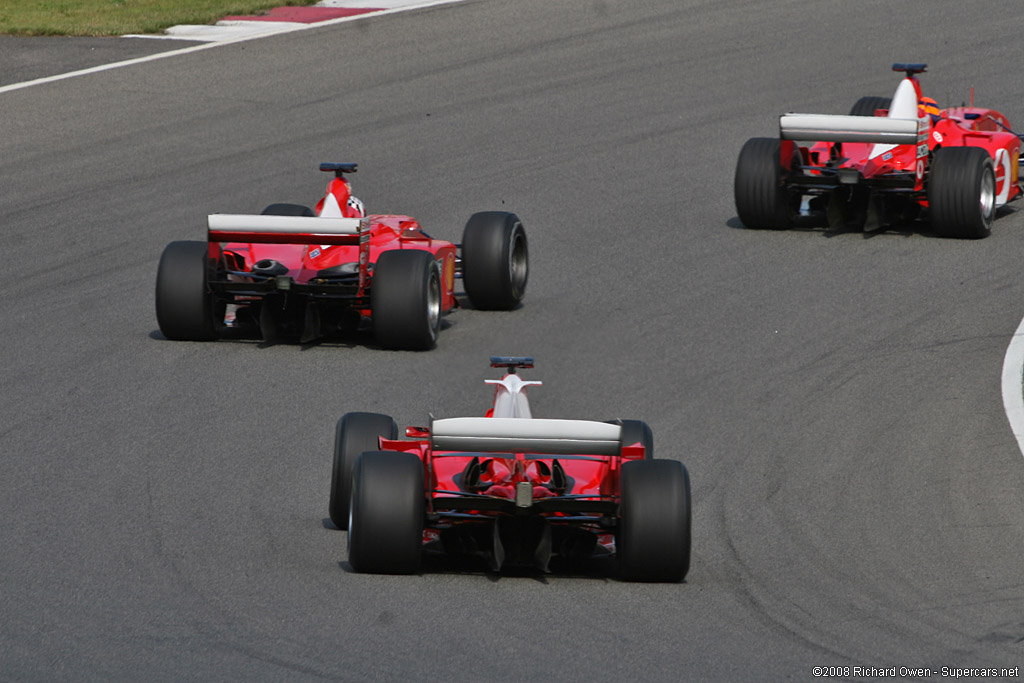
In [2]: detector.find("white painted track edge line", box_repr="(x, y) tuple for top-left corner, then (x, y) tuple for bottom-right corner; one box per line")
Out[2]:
(0, 41), (225, 94)
(0, 0), (464, 96)
(1001, 313), (1024, 456)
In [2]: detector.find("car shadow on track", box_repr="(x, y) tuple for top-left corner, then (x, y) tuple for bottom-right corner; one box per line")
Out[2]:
(336, 555), (620, 584)
(323, 518), (621, 583)
(725, 215), (922, 238)
(453, 293), (526, 313)
(147, 318), (455, 350)
(726, 204), (1018, 239)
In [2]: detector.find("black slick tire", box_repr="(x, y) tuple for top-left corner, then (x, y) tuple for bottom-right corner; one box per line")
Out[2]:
(929, 147), (996, 239)
(347, 451), (424, 574)
(371, 250), (441, 350)
(849, 96), (892, 116)
(734, 138), (800, 230)
(155, 240), (222, 341)
(461, 211), (528, 310)
(618, 459), (691, 582)
(329, 412), (398, 530)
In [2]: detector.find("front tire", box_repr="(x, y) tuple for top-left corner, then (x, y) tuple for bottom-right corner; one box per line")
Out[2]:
(371, 250), (442, 350)
(734, 138), (801, 230)
(618, 459), (691, 582)
(929, 147), (996, 239)
(461, 211), (528, 310)
(329, 412), (398, 530)
(155, 240), (223, 341)
(347, 452), (425, 574)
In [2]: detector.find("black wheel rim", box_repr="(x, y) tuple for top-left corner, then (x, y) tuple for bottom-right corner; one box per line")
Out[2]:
(427, 269), (441, 339)
(980, 166), (996, 223)
(508, 227), (528, 296)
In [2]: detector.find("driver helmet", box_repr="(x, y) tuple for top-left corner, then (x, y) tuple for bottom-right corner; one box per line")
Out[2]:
(919, 96), (940, 123)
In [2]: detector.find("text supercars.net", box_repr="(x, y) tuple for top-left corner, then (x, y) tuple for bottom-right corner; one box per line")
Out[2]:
(812, 666), (1020, 678)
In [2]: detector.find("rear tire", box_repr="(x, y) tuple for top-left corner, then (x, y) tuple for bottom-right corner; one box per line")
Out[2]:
(155, 240), (223, 341)
(929, 147), (996, 239)
(347, 452), (424, 574)
(329, 412), (398, 530)
(618, 459), (691, 582)
(371, 250), (441, 350)
(849, 96), (892, 117)
(734, 138), (801, 230)
(461, 212), (528, 310)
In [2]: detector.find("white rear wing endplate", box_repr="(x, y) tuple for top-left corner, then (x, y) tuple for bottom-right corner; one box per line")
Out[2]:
(431, 417), (623, 456)
(208, 214), (369, 245)
(780, 113), (920, 144)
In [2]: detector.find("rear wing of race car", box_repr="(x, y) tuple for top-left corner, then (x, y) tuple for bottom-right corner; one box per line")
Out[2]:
(431, 417), (623, 456)
(779, 113), (921, 144)
(207, 214), (370, 245)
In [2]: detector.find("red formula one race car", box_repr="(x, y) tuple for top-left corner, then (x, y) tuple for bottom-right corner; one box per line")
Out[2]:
(329, 357), (692, 582)
(155, 163), (528, 348)
(735, 63), (1023, 238)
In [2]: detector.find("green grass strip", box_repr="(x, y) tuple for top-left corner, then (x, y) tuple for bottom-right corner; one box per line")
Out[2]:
(0, 0), (307, 37)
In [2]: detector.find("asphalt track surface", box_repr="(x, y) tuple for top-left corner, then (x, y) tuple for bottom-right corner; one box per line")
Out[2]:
(0, 36), (199, 88)
(4, 1), (1024, 680)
